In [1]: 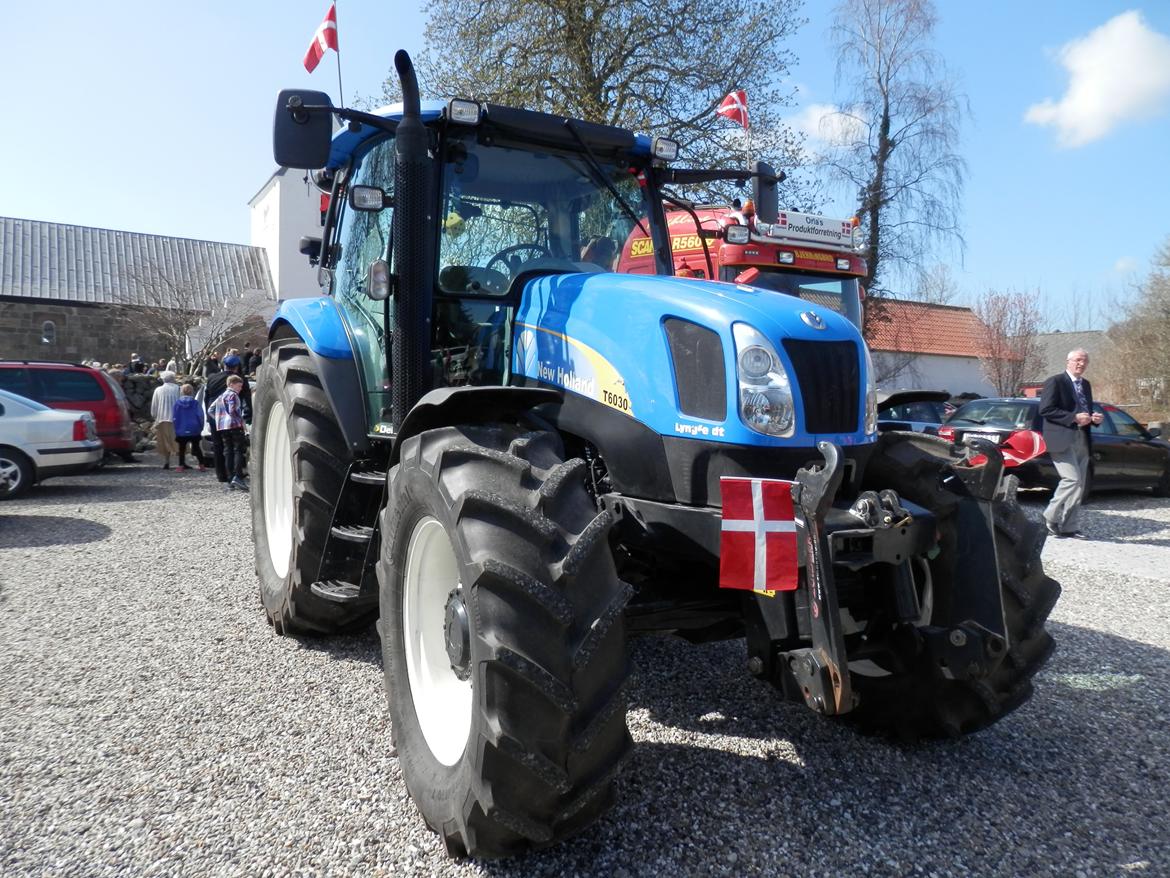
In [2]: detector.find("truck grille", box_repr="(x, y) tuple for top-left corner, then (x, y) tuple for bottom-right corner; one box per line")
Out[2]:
(782, 339), (860, 434)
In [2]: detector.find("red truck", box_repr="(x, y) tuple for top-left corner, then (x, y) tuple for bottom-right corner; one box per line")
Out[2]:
(617, 197), (868, 331)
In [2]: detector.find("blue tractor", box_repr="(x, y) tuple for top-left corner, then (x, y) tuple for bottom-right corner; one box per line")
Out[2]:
(253, 52), (1059, 857)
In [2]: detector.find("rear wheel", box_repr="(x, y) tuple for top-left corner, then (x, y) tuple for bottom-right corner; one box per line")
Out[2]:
(378, 424), (631, 857)
(847, 432), (1060, 738)
(0, 448), (33, 500)
(251, 340), (365, 634)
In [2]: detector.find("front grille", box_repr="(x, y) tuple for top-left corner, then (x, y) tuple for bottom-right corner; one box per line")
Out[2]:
(665, 318), (726, 421)
(782, 339), (860, 434)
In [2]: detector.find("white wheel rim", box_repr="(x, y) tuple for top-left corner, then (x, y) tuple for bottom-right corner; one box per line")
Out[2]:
(403, 516), (472, 766)
(262, 400), (294, 579)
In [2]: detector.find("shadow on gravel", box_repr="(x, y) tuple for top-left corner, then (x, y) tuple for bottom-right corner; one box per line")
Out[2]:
(0, 514), (112, 549)
(470, 622), (1170, 877)
(291, 623), (382, 667)
(14, 480), (174, 505)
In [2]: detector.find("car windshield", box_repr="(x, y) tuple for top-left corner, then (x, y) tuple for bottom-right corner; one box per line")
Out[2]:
(724, 270), (864, 330)
(949, 400), (1036, 429)
(436, 134), (652, 293)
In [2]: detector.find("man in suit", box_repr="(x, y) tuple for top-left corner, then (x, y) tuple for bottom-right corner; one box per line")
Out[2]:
(1039, 349), (1103, 538)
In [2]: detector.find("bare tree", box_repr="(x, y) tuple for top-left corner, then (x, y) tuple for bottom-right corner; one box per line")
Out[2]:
(973, 289), (1043, 396)
(910, 262), (959, 304)
(1101, 238), (1170, 418)
(377, 0), (819, 207)
(822, 0), (967, 303)
(109, 260), (272, 371)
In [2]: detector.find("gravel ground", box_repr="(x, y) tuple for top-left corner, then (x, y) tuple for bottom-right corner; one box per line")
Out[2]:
(2, 458), (1168, 877)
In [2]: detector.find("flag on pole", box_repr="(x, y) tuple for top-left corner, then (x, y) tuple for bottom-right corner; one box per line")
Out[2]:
(303, 3), (339, 73)
(717, 90), (749, 130)
(718, 477), (799, 594)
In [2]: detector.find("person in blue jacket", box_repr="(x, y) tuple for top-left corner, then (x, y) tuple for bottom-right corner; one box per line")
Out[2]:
(172, 383), (208, 471)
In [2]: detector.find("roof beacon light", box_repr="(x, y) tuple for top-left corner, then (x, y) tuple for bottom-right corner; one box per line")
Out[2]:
(725, 224), (750, 245)
(652, 137), (679, 161)
(447, 100), (481, 125)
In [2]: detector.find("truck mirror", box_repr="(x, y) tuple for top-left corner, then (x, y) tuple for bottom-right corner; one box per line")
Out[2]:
(752, 160), (779, 225)
(273, 89), (334, 169)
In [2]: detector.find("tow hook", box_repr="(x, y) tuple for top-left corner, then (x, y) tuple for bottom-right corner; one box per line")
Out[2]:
(789, 441), (853, 716)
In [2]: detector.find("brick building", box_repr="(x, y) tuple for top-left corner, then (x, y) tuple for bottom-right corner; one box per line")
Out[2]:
(0, 216), (275, 364)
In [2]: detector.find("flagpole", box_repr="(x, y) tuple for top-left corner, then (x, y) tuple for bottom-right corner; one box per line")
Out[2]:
(334, 1), (345, 107)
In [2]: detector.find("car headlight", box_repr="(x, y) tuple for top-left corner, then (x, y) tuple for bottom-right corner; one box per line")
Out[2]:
(733, 323), (794, 437)
(863, 342), (877, 435)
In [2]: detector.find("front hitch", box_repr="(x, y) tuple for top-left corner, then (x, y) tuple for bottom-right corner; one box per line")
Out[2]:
(786, 442), (853, 716)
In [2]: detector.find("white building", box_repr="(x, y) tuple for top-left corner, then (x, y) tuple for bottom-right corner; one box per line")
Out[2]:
(249, 168), (326, 300)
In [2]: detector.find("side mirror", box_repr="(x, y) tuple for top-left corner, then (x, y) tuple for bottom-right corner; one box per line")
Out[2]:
(752, 160), (779, 225)
(299, 236), (322, 260)
(349, 185), (392, 211)
(1147, 424), (1163, 438)
(273, 89), (334, 169)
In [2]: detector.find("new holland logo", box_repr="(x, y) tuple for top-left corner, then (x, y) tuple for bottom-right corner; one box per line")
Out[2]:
(800, 311), (826, 330)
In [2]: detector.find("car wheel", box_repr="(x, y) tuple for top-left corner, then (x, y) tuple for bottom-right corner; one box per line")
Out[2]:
(1153, 465), (1170, 498)
(0, 448), (34, 500)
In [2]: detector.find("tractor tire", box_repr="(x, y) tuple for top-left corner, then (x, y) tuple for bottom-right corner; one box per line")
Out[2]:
(0, 447), (34, 500)
(847, 432), (1060, 739)
(251, 340), (364, 635)
(377, 424), (632, 858)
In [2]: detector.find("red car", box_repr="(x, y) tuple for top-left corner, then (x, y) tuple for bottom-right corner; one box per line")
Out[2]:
(0, 361), (135, 460)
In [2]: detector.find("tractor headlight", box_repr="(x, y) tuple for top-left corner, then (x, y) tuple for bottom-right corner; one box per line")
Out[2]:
(863, 342), (878, 434)
(733, 323), (794, 437)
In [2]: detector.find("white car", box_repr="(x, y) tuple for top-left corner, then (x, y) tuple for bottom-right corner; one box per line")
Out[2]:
(0, 388), (104, 500)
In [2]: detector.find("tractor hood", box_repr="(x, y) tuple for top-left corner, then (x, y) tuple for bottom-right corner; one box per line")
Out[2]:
(512, 271), (874, 448)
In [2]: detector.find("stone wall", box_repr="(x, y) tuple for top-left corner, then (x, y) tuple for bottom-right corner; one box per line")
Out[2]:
(0, 298), (181, 364)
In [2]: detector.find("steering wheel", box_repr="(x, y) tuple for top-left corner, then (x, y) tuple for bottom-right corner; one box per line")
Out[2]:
(486, 243), (551, 277)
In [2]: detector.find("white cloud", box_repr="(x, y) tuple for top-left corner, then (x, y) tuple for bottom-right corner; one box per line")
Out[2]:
(1114, 256), (1138, 274)
(788, 103), (866, 150)
(1025, 10), (1170, 147)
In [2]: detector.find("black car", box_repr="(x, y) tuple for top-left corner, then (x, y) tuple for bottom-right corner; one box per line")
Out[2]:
(938, 397), (1170, 496)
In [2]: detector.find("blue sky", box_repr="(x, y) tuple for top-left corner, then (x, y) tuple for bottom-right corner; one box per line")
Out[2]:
(5, 2), (1169, 330)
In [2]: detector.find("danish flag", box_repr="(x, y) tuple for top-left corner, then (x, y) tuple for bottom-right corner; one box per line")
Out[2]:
(303, 3), (338, 73)
(717, 90), (749, 130)
(719, 478), (799, 593)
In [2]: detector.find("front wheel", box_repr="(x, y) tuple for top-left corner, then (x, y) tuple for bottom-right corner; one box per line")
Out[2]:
(251, 340), (366, 634)
(846, 432), (1060, 738)
(378, 424), (631, 857)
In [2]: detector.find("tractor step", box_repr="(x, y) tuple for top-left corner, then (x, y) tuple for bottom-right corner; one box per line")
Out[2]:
(310, 579), (377, 607)
(330, 524), (374, 543)
(350, 469), (386, 486)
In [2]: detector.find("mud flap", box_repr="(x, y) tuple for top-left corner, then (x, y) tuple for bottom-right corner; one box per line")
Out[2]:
(923, 436), (1010, 677)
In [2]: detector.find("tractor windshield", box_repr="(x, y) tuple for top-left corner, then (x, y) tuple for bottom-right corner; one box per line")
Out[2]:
(436, 134), (653, 294)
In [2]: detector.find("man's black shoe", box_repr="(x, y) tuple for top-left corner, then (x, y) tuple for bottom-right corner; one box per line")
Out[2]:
(1062, 530), (1087, 539)
(1045, 522), (1064, 538)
